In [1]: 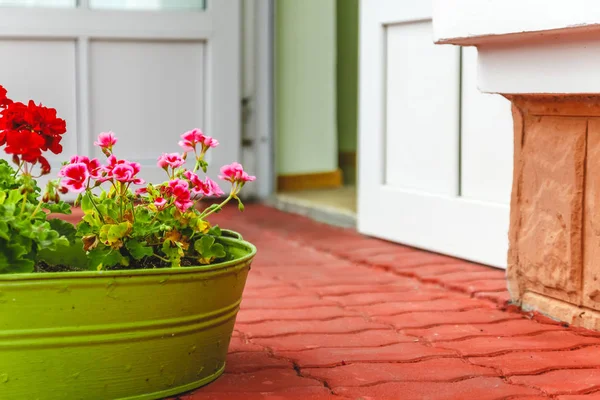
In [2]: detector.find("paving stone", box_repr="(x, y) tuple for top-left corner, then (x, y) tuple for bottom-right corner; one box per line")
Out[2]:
(302, 359), (497, 387)
(445, 279), (509, 294)
(184, 368), (323, 398)
(348, 297), (492, 317)
(251, 329), (413, 351)
(278, 342), (457, 368)
(179, 387), (337, 400)
(367, 252), (461, 270)
(242, 286), (304, 299)
(422, 269), (505, 283)
(469, 345), (600, 375)
(243, 275), (284, 290)
(236, 306), (358, 324)
(433, 331), (600, 356)
(400, 263), (470, 278)
(227, 336), (265, 353)
(473, 290), (511, 305)
(510, 369), (600, 395)
(405, 319), (565, 342)
(374, 308), (522, 330)
(312, 281), (432, 297)
(333, 377), (542, 399)
(292, 272), (400, 287)
(182, 205), (600, 399)
(241, 295), (336, 310)
(556, 393), (600, 400)
(340, 245), (414, 263)
(236, 317), (390, 338)
(322, 290), (458, 307)
(225, 352), (293, 373)
(192, 369), (323, 393)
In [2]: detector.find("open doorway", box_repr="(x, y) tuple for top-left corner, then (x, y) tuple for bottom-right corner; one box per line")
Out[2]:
(273, 0), (358, 227)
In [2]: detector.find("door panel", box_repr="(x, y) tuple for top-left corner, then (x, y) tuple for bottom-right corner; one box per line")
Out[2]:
(0, 39), (78, 169)
(358, 0), (513, 268)
(385, 22), (460, 195)
(90, 40), (205, 183)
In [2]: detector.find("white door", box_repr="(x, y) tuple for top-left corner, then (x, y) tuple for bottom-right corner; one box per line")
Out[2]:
(0, 0), (240, 187)
(358, 0), (513, 268)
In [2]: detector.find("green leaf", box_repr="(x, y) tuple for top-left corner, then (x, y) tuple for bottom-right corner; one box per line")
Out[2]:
(193, 235), (226, 264)
(208, 225), (222, 237)
(0, 239), (35, 273)
(6, 189), (22, 205)
(37, 238), (89, 270)
(135, 207), (152, 224)
(162, 240), (183, 268)
(43, 201), (72, 215)
(0, 220), (9, 240)
(99, 222), (131, 247)
(48, 218), (77, 242)
(125, 239), (154, 260)
(0, 160), (17, 190)
(80, 192), (93, 213)
(88, 245), (128, 270)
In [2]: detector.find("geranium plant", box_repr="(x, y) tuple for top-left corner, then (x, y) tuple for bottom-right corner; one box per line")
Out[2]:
(0, 85), (255, 273)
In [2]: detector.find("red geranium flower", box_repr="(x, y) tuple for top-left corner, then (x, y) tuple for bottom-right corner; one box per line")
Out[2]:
(0, 85), (12, 109)
(0, 89), (67, 173)
(4, 130), (44, 162)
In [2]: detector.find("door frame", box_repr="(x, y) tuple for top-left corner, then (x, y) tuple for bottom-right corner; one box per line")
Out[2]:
(0, 0), (242, 186)
(241, 0), (275, 200)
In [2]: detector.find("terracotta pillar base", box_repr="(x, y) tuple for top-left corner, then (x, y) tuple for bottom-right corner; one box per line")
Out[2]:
(507, 95), (600, 329)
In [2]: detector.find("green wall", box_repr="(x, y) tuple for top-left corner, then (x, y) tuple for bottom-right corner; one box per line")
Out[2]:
(336, 0), (358, 184)
(336, 0), (358, 154)
(276, 0), (337, 176)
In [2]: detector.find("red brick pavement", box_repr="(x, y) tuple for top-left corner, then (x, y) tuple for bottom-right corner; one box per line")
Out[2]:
(59, 205), (600, 399)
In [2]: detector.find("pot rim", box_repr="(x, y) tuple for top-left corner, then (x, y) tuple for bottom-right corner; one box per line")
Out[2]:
(0, 235), (256, 282)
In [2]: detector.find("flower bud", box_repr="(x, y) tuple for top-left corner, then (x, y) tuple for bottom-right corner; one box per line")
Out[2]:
(11, 154), (19, 165)
(58, 185), (69, 194)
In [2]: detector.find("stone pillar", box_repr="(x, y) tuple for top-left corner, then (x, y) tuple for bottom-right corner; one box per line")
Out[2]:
(507, 95), (600, 329)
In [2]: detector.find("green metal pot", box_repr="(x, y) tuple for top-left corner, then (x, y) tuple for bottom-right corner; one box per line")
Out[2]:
(0, 234), (256, 400)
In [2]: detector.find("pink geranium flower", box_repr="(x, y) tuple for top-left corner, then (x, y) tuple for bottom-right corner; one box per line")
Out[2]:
(183, 170), (205, 195)
(178, 128), (219, 153)
(167, 179), (194, 212)
(112, 164), (136, 183)
(154, 197), (167, 210)
(178, 129), (204, 152)
(157, 153), (185, 169)
(219, 162), (256, 183)
(94, 132), (117, 150)
(205, 177), (224, 197)
(58, 163), (89, 193)
(201, 136), (219, 150)
(70, 155), (102, 179)
(102, 155), (144, 184)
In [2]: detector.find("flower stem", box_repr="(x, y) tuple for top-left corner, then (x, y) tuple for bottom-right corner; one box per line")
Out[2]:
(13, 161), (24, 177)
(87, 191), (105, 224)
(153, 254), (170, 262)
(199, 195), (233, 219)
(19, 194), (27, 215)
(28, 201), (43, 220)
